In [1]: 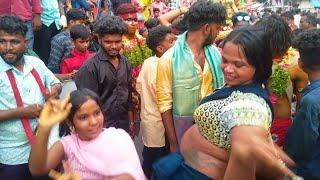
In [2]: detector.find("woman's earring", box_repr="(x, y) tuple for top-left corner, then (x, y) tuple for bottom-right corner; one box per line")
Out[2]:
(70, 126), (75, 133)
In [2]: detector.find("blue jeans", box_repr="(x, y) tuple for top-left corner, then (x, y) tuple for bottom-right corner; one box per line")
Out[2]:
(24, 21), (34, 50)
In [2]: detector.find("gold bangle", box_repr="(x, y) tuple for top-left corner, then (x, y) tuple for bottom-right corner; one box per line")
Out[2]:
(179, 8), (182, 15)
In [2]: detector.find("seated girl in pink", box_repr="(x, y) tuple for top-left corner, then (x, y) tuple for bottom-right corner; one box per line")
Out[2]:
(29, 89), (146, 180)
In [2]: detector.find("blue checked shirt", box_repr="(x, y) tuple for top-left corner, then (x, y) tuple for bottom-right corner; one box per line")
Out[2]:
(47, 31), (74, 73)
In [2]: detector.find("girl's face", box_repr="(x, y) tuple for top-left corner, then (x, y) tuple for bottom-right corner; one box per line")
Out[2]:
(221, 42), (256, 86)
(119, 13), (138, 35)
(73, 99), (104, 141)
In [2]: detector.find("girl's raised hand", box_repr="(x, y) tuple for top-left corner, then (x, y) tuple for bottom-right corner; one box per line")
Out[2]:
(39, 94), (72, 128)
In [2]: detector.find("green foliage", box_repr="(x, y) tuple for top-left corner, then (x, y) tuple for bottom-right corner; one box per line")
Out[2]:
(123, 42), (153, 68)
(270, 65), (290, 97)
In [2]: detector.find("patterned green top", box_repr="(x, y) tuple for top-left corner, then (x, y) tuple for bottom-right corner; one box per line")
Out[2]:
(194, 91), (272, 151)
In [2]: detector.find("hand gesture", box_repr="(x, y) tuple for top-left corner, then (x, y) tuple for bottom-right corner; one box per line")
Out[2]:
(22, 104), (43, 119)
(228, 126), (298, 179)
(44, 87), (60, 101)
(70, 70), (78, 79)
(60, 15), (67, 28)
(169, 142), (178, 154)
(39, 94), (72, 128)
(32, 14), (42, 31)
(129, 121), (140, 139)
(49, 161), (80, 180)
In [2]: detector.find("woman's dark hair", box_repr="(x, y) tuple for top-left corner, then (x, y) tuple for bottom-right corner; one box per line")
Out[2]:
(115, 3), (137, 15)
(186, 1), (226, 32)
(146, 25), (172, 52)
(223, 26), (272, 84)
(255, 14), (292, 59)
(70, 24), (91, 40)
(93, 16), (128, 36)
(59, 88), (103, 137)
(293, 29), (320, 71)
(0, 15), (27, 37)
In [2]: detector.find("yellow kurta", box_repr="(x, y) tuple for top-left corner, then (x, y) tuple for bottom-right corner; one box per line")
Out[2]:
(156, 47), (217, 114)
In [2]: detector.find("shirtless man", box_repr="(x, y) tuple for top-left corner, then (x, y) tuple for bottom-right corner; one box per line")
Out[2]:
(256, 14), (309, 147)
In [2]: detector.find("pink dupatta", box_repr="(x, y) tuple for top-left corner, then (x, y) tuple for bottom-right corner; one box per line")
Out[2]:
(61, 128), (145, 179)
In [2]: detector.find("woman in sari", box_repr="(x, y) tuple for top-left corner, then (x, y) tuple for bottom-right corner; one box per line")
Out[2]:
(153, 26), (300, 180)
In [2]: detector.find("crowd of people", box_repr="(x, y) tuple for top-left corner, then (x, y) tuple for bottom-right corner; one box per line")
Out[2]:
(0, 0), (320, 180)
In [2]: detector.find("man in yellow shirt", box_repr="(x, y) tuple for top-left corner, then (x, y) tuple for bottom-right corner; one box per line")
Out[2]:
(156, 1), (226, 153)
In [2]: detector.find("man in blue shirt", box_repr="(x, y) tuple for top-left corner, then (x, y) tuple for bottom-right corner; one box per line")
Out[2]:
(284, 29), (320, 180)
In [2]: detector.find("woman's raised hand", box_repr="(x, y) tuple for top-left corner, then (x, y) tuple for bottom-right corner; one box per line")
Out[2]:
(39, 94), (72, 128)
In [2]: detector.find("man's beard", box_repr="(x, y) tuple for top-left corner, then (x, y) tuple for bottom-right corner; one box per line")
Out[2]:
(103, 48), (120, 58)
(0, 52), (24, 65)
(203, 34), (214, 46)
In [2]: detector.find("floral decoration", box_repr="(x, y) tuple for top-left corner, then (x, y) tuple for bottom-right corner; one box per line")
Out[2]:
(270, 48), (293, 98)
(122, 33), (153, 123)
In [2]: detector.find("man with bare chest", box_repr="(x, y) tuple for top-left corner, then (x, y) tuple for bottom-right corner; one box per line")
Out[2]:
(75, 16), (134, 134)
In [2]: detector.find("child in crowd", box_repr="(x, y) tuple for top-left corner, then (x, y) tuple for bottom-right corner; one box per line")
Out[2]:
(136, 25), (177, 179)
(28, 89), (145, 179)
(151, 0), (169, 17)
(153, 7), (160, 18)
(56, 25), (95, 81)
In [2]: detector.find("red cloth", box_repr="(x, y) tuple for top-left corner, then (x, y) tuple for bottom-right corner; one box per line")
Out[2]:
(0, 0), (43, 21)
(60, 48), (95, 74)
(271, 117), (292, 147)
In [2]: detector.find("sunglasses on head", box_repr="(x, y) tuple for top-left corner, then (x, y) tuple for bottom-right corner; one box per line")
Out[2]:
(124, 18), (138, 25)
(236, 15), (251, 22)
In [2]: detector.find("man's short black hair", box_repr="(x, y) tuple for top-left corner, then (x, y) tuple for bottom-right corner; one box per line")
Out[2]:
(66, 8), (87, 24)
(93, 16), (128, 36)
(301, 12), (318, 27)
(145, 18), (159, 30)
(70, 25), (91, 40)
(146, 25), (172, 52)
(186, 1), (226, 31)
(293, 29), (320, 70)
(281, 11), (294, 20)
(139, 27), (147, 36)
(232, 12), (250, 26)
(0, 15), (27, 37)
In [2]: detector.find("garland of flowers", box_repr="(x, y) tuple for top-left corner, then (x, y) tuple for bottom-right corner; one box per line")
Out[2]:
(270, 64), (290, 97)
(123, 42), (152, 69)
(122, 34), (153, 123)
(270, 47), (293, 97)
